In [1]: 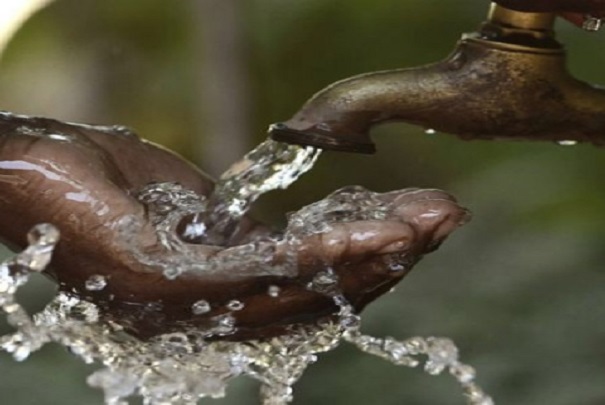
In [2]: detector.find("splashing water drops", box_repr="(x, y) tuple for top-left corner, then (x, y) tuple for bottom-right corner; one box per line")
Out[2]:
(0, 224), (60, 361)
(86, 275), (108, 291)
(212, 314), (237, 336)
(0, 227), (493, 404)
(0, 136), (493, 404)
(226, 300), (245, 311)
(180, 140), (321, 245)
(268, 285), (281, 298)
(191, 300), (211, 315)
(16, 223), (59, 272)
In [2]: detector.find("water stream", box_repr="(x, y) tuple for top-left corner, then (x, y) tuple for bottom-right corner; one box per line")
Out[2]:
(179, 140), (321, 245)
(0, 138), (493, 405)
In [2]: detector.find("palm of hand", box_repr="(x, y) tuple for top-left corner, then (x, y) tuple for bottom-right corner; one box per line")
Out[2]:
(0, 112), (468, 340)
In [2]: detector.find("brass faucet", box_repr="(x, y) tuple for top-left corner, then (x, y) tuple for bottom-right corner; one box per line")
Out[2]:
(269, 2), (605, 153)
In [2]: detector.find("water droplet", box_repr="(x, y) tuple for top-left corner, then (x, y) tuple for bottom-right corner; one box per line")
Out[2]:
(192, 300), (211, 315)
(4, 303), (19, 314)
(85, 275), (107, 291)
(16, 125), (43, 136)
(226, 300), (244, 311)
(180, 221), (207, 240)
(0, 273), (12, 294)
(145, 301), (163, 311)
(27, 223), (60, 246)
(17, 224), (60, 271)
(13, 345), (32, 362)
(111, 125), (136, 137)
(389, 262), (407, 272)
(48, 133), (73, 142)
(463, 384), (493, 405)
(163, 267), (183, 280)
(309, 270), (340, 295)
(268, 122), (287, 131)
(317, 122), (331, 132)
(312, 271), (337, 287)
(404, 337), (428, 355)
(332, 294), (348, 307)
(424, 337), (459, 375)
(213, 314), (236, 336)
(340, 314), (360, 330)
(557, 140), (577, 146)
(267, 285), (281, 298)
(582, 15), (603, 31)
(383, 337), (410, 360)
(450, 363), (476, 383)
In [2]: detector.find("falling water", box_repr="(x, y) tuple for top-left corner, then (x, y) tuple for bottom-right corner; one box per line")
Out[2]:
(179, 139), (321, 245)
(0, 139), (493, 404)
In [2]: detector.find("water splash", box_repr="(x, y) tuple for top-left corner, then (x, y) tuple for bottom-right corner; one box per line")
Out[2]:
(267, 285), (281, 298)
(0, 128), (490, 404)
(0, 222), (492, 405)
(191, 300), (211, 315)
(179, 139), (321, 245)
(86, 275), (108, 291)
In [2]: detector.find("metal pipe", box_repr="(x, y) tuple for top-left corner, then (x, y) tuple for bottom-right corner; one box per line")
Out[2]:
(269, 3), (605, 153)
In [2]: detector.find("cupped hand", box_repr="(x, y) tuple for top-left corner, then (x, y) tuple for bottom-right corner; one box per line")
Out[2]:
(0, 112), (469, 340)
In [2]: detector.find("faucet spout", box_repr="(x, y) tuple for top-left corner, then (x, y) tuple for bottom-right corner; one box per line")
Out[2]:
(269, 3), (605, 153)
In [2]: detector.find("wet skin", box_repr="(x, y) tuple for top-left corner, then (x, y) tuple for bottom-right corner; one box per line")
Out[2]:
(0, 112), (469, 340)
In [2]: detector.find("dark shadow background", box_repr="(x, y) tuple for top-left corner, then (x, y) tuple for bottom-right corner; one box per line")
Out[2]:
(0, 1), (604, 404)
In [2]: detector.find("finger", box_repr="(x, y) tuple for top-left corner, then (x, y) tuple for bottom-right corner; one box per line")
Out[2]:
(283, 190), (469, 270)
(56, 118), (216, 198)
(378, 188), (458, 208)
(365, 188), (469, 247)
(391, 197), (470, 245)
(0, 114), (148, 246)
(291, 220), (416, 268)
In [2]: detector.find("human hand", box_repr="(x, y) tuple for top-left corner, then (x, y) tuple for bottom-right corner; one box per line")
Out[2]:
(0, 112), (469, 340)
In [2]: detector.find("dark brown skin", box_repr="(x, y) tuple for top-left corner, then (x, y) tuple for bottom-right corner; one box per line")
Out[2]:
(0, 112), (469, 340)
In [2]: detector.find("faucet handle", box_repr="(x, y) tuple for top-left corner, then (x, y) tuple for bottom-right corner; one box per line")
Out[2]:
(483, 3), (560, 48)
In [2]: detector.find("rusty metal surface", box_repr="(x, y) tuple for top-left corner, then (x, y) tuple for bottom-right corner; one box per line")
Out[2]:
(270, 3), (605, 153)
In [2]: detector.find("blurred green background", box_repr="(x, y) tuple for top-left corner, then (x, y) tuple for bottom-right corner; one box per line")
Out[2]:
(1, 0), (605, 404)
